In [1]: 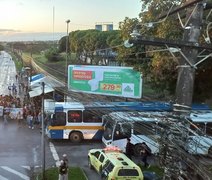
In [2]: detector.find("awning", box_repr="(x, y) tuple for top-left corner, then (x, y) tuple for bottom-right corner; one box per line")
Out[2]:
(30, 75), (63, 88)
(29, 85), (54, 98)
(30, 77), (47, 87)
(30, 74), (45, 82)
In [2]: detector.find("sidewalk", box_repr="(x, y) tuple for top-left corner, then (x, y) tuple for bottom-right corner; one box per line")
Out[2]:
(17, 74), (30, 107)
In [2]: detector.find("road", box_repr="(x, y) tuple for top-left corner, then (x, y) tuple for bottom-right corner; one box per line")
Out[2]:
(0, 51), (17, 96)
(0, 51), (103, 179)
(0, 119), (103, 179)
(51, 139), (104, 179)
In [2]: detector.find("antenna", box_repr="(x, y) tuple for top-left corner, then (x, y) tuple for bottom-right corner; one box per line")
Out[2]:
(53, 6), (55, 44)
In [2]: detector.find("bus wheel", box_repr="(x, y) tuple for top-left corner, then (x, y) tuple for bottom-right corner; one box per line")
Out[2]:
(69, 132), (83, 143)
(134, 144), (143, 157)
(208, 146), (212, 158)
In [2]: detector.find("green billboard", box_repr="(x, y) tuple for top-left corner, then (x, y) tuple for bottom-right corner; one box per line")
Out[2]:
(68, 65), (142, 98)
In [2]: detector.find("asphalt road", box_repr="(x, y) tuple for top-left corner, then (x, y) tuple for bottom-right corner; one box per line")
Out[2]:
(0, 51), (17, 96)
(0, 119), (104, 179)
(0, 51), (103, 179)
(51, 139), (104, 180)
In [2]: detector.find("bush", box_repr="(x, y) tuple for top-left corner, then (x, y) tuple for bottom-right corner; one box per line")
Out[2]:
(45, 47), (64, 62)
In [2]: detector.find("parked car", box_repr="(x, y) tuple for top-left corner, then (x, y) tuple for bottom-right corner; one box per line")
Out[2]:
(88, 146), (144, 180)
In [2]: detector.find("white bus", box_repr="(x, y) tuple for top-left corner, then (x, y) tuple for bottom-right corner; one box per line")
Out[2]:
(188, 110), (212, 155)
(102, 111), (212, 156)
(102, 111), (167, 156)
(46, 101), (171, 143)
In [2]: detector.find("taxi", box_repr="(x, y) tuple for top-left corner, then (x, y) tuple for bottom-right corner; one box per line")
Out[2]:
(88, 146), (143, 180)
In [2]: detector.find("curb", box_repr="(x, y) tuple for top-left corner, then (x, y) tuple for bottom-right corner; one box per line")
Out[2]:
(81, 168), (89, 180)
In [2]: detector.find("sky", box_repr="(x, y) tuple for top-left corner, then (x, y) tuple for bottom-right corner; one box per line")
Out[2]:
(0, 0), (141, 41)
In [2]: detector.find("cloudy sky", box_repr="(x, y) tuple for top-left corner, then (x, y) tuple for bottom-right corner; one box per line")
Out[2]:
(0, 0), (141, 38)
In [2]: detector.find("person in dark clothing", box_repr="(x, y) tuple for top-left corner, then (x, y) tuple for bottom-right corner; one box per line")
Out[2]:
(58, 160), (68, 180)
(140, 142), (151, 168)
(125, 138), (134, 159)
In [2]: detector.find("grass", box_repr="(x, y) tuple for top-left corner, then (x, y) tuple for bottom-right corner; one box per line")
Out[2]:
(138, 164), (164, 178)
(34, 167), (87, 180)
(10, 52), (23, 72)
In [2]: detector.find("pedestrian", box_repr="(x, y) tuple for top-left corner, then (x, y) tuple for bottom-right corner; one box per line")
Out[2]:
(140, 142), (151, 168)
(58, 159), (68, 180)
(125, 138), (134, 159)
(16, 111), (22, 128)
(15, 74), (18, 81)
(3, 112), (8, 126)
(62, 154), (69, 165)
(27, 113), (34, 129)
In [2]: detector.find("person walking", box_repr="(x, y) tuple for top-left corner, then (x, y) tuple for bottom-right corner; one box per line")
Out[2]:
(125, 138), (134, 160)
(62, 154), (69, 165)
(16, 111), (22, 128)
(27, 113), (34, 129)
(140, 142), (152, 168)
(58, 159), (68, 180)
(3, 112), (8, 126)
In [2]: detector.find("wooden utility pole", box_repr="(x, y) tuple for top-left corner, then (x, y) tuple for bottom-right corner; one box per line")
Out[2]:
(174, 2), (204, 114)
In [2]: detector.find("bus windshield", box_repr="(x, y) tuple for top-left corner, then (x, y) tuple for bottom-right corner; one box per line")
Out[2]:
(103, 121), (114, 140)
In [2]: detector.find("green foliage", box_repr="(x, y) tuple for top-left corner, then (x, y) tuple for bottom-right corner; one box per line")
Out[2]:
(0, 44), (4, 51)
(58, 36), (68, 52)
(8, 42), (52, 54)
(44, 47), (64, 62)
(193, 59), (212, 102)
(138, 163), (164, 178)
(35, 167), (86, 180)
(62, 29), (121, 65)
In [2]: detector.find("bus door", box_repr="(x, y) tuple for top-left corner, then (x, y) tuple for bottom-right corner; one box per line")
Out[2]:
(48, 111), (66, 139)
(111, 122), (131, 152)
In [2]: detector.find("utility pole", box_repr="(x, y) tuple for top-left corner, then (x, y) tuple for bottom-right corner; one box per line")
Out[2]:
(174, 2), (204, 114)
(125, 1), (211, 179)
(65, 19), (70, 102)
(41, 82), (46, 179)
(160, 2), (209, 180)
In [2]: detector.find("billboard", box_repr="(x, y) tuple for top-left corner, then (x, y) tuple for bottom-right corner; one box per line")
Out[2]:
(68, 65), (142, 98)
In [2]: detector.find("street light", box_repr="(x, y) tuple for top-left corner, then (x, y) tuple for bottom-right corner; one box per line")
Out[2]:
(65, 19), (70, 102)
(41, 82), (45, 179)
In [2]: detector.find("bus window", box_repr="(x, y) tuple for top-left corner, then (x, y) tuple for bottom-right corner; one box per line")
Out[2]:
(103, 121), (113, 140)
(52, 112), (66, 126)
(134, 122), (157, 135)
(68, 110), (82, 123)
(114, 123), (130, 140)
(83, 110), (102, 123)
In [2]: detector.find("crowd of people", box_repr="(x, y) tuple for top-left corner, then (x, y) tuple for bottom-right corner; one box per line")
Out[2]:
(0, 73), (44, 129)
(0, 94), (22, 108)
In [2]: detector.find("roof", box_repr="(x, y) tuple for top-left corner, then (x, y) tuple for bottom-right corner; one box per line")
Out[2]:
(55, 102), (84, 111)
(106, 111), (169, 122)
(190, 110), (212, 122)
(29, 85), (54, 98)
(30, 73), (45, 82)
(104, 151), (138, 167)
(105, 110), (212, 123)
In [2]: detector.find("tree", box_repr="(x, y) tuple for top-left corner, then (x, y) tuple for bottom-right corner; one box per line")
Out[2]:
(0, 44), (4, 51)
(58, 36), (67, 53)
(44, 47), (63, 62)
(117, 0), (212, 102)
(66, 29), (121, 65)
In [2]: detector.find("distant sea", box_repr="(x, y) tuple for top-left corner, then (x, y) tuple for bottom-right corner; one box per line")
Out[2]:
(0, 32), (66, 42)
